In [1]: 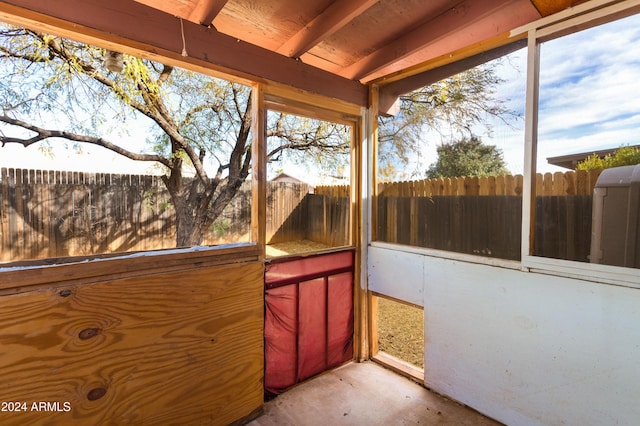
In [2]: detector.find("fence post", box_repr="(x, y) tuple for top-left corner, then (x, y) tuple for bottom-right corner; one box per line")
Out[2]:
(543, 173), (553, 196)
(515, 175), (523, 196)
(496, 175), (505, 195)
(553, 172), (565, 195)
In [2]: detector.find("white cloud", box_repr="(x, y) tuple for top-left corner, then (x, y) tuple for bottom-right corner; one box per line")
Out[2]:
(486, 13), (640, 174)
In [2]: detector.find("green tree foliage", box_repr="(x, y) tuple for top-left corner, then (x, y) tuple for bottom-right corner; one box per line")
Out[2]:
(576, 145), (640, 171)
(425, 136), (509, 178)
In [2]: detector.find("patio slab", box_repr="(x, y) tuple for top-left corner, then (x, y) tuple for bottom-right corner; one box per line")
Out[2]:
(247, 361), (502, 425)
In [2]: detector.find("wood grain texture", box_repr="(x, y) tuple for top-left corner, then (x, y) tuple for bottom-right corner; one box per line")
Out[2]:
(0, 261), (264, 425)
(251, 83), (267, 260)
(0, 244), (259, 293)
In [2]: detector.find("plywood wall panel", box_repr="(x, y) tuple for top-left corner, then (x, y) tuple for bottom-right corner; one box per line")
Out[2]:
(0, 262), (264, 425)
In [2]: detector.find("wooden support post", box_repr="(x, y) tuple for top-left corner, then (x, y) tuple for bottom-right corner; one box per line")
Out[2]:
(360, 85), (380, 361)
(352, 108), (367, 362)
(251, 83), (266, 259)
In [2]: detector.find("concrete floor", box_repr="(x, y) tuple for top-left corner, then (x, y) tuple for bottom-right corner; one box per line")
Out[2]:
(248, 362), (501, 426)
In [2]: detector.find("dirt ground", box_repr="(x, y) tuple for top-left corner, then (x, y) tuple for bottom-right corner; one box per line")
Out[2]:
(266, 240), (424, 369)
(377, 297), (424, 369)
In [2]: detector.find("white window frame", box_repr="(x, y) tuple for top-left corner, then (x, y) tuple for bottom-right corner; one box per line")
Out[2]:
(520, 0), (640, 289)
(368, 0), (640, 289)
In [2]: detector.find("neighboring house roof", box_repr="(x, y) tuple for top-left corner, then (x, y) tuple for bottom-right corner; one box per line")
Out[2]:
(547, 145), (640, 170)
(270, 172), (306, 184)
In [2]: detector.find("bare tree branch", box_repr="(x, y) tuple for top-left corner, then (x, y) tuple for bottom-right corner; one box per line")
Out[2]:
(28, 31), (210, 183)
(0, 114), (172, 167)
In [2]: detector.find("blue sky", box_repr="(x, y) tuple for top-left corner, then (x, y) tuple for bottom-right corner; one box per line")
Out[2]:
(536, 13), (640, 167)
(409, 12), (640, 178)
(1, 12), (640, 179)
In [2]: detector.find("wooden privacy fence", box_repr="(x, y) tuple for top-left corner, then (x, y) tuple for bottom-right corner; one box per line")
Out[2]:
(378, 196), (522, 258)
(314, 184), (350, 198)
(1, 168), (176, 261)
(1, 167), (601, 263)
(0, 168), (349, 262)
(306, 172), (602, 262)
(266, 183), (350, 247)
(377, 171), (602, 262)
(377, 195), (593, 261)
(378, 170), (601, 197)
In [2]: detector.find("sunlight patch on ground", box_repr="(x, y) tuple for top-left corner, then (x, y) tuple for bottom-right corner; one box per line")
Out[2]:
(266, 239), (331, 257)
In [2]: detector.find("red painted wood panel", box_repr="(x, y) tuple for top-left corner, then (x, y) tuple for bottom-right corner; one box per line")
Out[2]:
(264, 250), (354, 395)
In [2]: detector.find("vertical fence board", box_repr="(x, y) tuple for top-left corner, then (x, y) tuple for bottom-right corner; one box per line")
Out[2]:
(373, 172), (597, 262)
(0, 169), (7, 262)
(553, 172), (565, 196)
(505, 175), (515, 196)
(14, 169), (25, 260)
(496, 175), (505, 195)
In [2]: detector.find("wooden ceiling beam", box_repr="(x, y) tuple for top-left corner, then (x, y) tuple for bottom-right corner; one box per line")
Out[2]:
(276, 0), (378, 58)
(343, 0), (538, 81)
(188, 0), (229, 26)
(0, 0), (368, 106)
(369, 31), (523, 86)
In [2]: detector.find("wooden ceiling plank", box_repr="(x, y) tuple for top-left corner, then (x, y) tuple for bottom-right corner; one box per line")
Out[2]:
(276, 0), (378, 58)
(188, 0), (229, 26)
(0, 0), (368, 106)
(134, 0), (194, 19)
(343, 0), (538, 81)
(264, 81), (362, 118)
